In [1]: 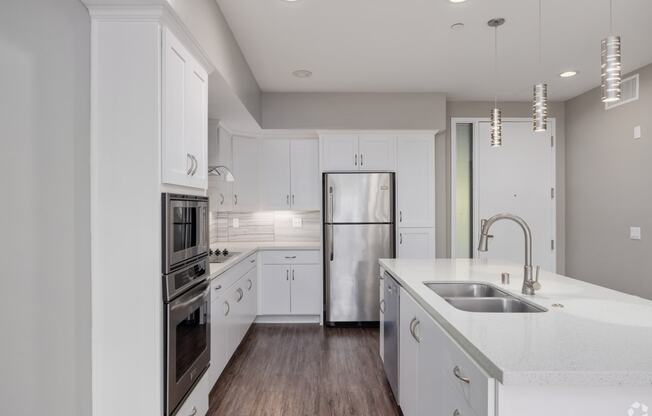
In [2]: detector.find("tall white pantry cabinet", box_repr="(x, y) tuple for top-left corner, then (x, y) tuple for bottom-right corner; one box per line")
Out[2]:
(87, 5), (213, 416)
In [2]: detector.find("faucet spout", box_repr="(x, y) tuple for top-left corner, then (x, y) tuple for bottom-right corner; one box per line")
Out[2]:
(477, 213), (540, 295)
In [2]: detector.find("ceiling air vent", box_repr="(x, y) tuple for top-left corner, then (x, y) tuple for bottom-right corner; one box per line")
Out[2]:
(605, 73), (639, 110)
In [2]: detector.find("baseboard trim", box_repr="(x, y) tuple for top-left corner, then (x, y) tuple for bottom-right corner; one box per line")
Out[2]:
(255, 315), (320, 324)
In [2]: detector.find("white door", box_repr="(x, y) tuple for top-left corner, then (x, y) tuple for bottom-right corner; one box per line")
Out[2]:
(475, 121), (555, 271)
(259, 139), (291, 210)
(208, 295), (228, 385)
(399, 288), (419, 416)
(290, 139), (320, 210)
(397, 135), (435, 227)
(358, 135), (395, 171)
(232, 136), (259, 211)
(320, 134), (358, 171)
(398, 228), (434, 259)
(261, 265), (291, 314)
(183, 58), (208, 188)
(243, 268), (257, 325)
(290, 265), (321, 315)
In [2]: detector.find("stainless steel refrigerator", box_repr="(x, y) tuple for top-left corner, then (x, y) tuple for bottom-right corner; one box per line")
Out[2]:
(323, 172), (395, 324)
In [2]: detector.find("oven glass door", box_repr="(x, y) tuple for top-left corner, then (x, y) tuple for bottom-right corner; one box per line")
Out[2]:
(168, 199), (208, 268)
(166, 281), (210, 415)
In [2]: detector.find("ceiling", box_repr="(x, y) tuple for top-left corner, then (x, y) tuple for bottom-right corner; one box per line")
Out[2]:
(215, 0), (652, 101)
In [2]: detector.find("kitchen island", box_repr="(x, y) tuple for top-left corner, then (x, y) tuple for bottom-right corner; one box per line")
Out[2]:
(379, 258), (652, 416)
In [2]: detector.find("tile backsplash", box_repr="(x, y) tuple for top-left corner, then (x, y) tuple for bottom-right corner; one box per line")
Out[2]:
(209, 210), (320, 244)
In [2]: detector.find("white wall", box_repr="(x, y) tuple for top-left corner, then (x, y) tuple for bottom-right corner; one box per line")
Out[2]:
(0, 0), (91, 415)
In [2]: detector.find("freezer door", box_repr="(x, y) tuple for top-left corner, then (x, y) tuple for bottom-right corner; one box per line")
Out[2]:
(324, 223), (394, 322)
(324, 173), (394, 224)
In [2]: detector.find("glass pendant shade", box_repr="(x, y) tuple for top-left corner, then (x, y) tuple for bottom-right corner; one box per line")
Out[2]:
(490, 108), (502, 147)
(533, 83), (548, 132)
(601, 35), (622, 103)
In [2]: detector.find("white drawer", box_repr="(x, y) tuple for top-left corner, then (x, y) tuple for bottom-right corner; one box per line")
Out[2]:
(440, 382), (479, 416)
(174, 371), (208, 416)
(440, 331), (493, 416)
(211, 253), (257, 300)
(261, 250), (319, 265)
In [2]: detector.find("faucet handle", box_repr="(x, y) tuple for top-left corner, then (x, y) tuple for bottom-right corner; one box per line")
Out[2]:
(532, 266), (542, 291)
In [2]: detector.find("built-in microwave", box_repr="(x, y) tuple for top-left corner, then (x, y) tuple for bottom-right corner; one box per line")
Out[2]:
(162, 193), (209, 273)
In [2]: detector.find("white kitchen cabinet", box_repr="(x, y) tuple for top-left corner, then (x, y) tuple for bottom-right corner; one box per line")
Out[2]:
(161, 27), (208, 190)
(174, 370), (209, 416)
(399, 287), (420, 416)
(289, 139), (320, 210)
(260, 265), (292, 315)
(232, 136), (259, 211)
(320, 134), (359, 171)
(207, 124), (233, 212)
(397, 228), (434, 259)
(358, 134), (395, 171)
(208, 291), (229, 385)
(259, 139), (292, 210)
(379, 269), (385, 362)
(396, 134), (435, 228)
(289, 264), (321, 315)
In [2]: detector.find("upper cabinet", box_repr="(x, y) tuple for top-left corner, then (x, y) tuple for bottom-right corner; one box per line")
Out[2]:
(161, 27), (208, 190)
(320, 134), (395, 171)
(232, 136), (259, 211)
(396, 134), (435, 228)
(259, 138), (320, 211)
(207, 123), (233, 212)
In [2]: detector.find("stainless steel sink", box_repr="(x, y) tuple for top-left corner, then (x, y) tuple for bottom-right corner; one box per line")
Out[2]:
(445, 297), (546, 313)
(424, 282), (547, 313)
(424, 282), (510, 298)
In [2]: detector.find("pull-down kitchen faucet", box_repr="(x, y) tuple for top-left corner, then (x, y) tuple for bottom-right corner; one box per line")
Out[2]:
(478, 213), (541, 295)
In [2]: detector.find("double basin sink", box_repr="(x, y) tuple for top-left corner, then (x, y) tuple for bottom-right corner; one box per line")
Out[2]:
(424, 282), (547, 313)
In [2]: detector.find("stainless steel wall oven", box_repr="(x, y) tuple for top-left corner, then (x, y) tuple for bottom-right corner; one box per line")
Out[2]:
(162, 193), (209, 273)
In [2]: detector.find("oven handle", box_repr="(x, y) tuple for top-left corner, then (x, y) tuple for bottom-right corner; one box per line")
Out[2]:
(170, 285), (210, 315)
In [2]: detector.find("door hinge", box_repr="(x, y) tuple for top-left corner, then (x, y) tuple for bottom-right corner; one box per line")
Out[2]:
(551, 187), (555, 199)
(551, 240), (555, 250)
(551, 136), (554, 147)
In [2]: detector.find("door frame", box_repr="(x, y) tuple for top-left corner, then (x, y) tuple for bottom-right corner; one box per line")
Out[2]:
(450, 117), (556, 271)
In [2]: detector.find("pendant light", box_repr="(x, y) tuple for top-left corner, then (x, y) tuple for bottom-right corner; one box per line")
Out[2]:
(601, 0), (622, 103)
(488, 18), (505, 147)
(532, 0), (548, 132)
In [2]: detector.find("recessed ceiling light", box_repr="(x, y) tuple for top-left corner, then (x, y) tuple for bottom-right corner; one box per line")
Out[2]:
(292, 69), (313, 78)
(559, 70), (579, 78)
(450, 22), (465, 30)
(449, 0), (468, 3)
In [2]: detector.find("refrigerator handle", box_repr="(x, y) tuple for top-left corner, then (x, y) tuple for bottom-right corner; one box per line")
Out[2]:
(329, 186), (334, 261)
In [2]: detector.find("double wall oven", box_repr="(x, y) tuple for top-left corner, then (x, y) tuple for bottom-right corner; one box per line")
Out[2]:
(162, 193), (211, 416)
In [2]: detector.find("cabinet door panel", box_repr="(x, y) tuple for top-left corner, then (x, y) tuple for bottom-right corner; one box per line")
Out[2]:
(290, 139), (320, 210)
(243, 268), (258, 328)
(321, 134), (358, 171)
(259, 139), (291, 210)
(261, 265), (291, 315)
(399, 287), (419, 416)
(232, 136), (259, 210)
(208, 296), (228, 386)
(359, 135), (395, 171)
(398, 228), (434, 259)
(183, 58), (208, 188)
(290, 264), (321, 315)
(397, 135), (435, 227)
(416, 314), (446, 416)
(207, 125), (233, 212)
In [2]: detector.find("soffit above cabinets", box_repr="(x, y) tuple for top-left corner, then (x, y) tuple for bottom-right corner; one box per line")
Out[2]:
(215, 0), (652, 101)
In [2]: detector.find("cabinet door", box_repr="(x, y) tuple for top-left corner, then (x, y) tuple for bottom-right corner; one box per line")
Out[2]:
(399, 287), (420, 416)
(161, 28), (191, 186)
(208, 124), (233, 212)
(208, 296), (229, 386)
(358, 135), (395, 171)
(243, 267), (258, 328)
(320, 134), (358, 171)
(416, 315), (445, 416)
(232, 136), (259, 210)
(398, 228), (434, 259)
(259, 139), (291, 210)
(397, 135), (435, 227)
(223, 286), (240, 358)
(379, 271), (385, 362)
(290, 264), (321, 315)
(183, 57), (208, 188)
(261, 265), (291, 315)
(290, 139), (320, 210)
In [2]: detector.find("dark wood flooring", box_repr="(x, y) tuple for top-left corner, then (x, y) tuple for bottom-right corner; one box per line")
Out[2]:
(208, 324), (400, 416)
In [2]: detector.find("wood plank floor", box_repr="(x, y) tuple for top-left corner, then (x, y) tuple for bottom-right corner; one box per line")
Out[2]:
(208, 324), (400, 416)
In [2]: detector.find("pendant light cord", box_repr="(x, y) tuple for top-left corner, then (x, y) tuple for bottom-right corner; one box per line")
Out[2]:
(609, 0), (613, 33)
(494, 26), (498, 108)
(538, 0), (542, 66)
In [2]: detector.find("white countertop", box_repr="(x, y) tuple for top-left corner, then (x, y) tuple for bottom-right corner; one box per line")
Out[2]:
(379, 258), (652, 387)
(209, 241), (320, 278)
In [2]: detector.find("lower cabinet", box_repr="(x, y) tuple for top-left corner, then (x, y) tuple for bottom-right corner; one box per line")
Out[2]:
(379, 268), (385, 361)
(399, 287), (495, 416)
(175, 370), (209, 416)
(397, 227), (435, 259)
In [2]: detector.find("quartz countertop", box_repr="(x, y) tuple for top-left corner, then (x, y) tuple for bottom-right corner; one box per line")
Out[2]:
(209, 241), (320, 278)
(379, 258), (652, 387)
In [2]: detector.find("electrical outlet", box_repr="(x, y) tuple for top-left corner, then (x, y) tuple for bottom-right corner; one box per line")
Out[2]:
(292, 217), (302, 228)
(630, 226), (641, 240)
(232, 218), (239, 228)
(634, 125), (642, 139)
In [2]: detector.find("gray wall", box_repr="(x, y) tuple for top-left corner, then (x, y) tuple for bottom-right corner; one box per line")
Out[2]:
(443, 101), (566, 273)
(261, 92), (446, 130)
(565, 64), (652, 299)
(0, 0), (91, 415)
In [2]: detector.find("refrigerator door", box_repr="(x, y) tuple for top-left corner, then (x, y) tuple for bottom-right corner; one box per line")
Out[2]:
(325, 223), (394, 322)
(324, 173), (394, 224)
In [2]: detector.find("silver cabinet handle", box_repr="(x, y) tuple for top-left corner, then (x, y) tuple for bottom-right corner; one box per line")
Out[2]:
(186, 153), (193, 175)
(409, 317), (421, 343)
(247, 279), (253, 291)
(236, 288), (244, 302)
(286, 194), (290, 205)
(214, 284), (222, 291)
(453, 366), (471, 384)
(220, 193), (225, 205)
(286, 269), (289, 281)
(191, 155), (198, 176)
(250, 259), (256, 264)
(292, 269), (295, 280)
(360, 153), (364, 166)
(188, 406), (197, 416)
(284, 255), (297, 259)
(453, 410), (460, 416)
(354, 153), (358, 166)
(234, 194), (238, 205)
(400, 233), (403, 245)
(292, 194), (295, 205)
(224, 301), (230, 316)
(379, 299), (385, 313)
(399, 211), (403, 223)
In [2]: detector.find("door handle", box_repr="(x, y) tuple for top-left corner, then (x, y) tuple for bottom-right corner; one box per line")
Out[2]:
(409, 317), (421, 343)
(328, 186), (334, 261)
(292, 194), (295, 205)
(186, 153), (193, 175)
(234, 194), (238, 205)
(286, 269), (289, 281)
(191, 155), (198, 176)
(292, 269), (295, 280)
(284, 255), (297, 259)
(236, 288), (244, 302)
(224, 301), (230, 316)
(354, 154), (357, 166)
(379, 299), (385, 313)
(400, 233), (403, 245)
(287, 194), (290, 205)
(399, 211), (403, 223)
(360, 153), (364, 166)
(220, 193), (225, 205)
(453, 366), (471, 384)
(247, 279), (253, 291)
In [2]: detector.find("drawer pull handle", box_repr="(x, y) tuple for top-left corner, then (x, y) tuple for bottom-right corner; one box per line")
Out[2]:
(189, 406), (197, 416)
(236, 288), (244, 302)
(224, 301), (230, 316)
(409, 317), (421, 343)
(247, 279), (253, 291)
(453, 410), (460, 416)
(453, 366), (471, 384)
(379, 299), (385, 313)
(250, 259), (256, 263)
(214, 285), (222, 291)
(285, 255), (297, 259)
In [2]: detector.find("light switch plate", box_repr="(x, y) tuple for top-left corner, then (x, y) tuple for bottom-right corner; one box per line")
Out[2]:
(634, 125), (641, 139)
(232, 218), (239, 228)
(292, 217), (302, 228)
(630, 226), (641, 240)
